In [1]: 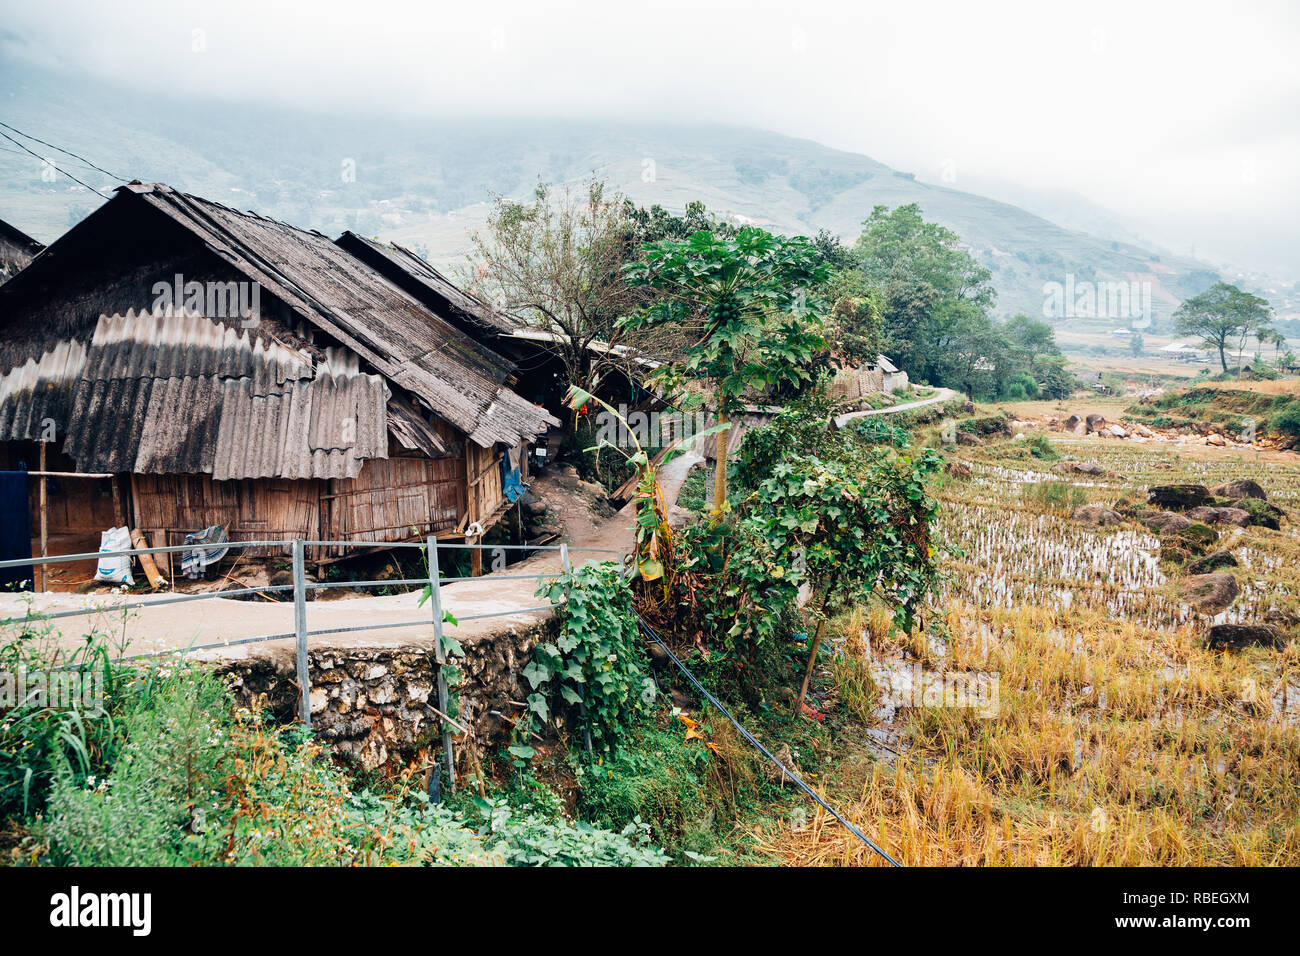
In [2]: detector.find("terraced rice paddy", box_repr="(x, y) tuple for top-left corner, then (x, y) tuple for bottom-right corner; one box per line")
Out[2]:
(768, 430), (1300, 866)
(938, 442), (1300, 628)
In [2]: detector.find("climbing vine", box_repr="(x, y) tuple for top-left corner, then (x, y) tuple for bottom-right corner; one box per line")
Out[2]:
(513, 563), (656, 760)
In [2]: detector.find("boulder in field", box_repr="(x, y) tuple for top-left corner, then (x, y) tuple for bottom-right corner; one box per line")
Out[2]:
(1063, 414), (1085, 435)
(1187, 550), (1239, 575)
(1185, 506), (1251, 527)
(1179, 572), (1240, 614)
(1205, 433), (1226, 446)
(1073, 504), (1123, 527)
(1203, 623), (1288, 651)
(1107, 424), (1129, 438)
(956, 431), (983, 446)
(945, 460), (972, 480)
(1210, 479), (1266, 500)
(1138, 510), (1193, 533)
(1264, 608), (1300, 630)
(1054, 459), (1108, 476)
(1148, 484), (1211, 510)
(1132, 423), (1156, 438)
(1085, 413), (1107, 433)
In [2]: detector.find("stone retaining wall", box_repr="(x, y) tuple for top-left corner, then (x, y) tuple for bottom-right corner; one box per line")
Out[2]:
(217, 615), (554, 770)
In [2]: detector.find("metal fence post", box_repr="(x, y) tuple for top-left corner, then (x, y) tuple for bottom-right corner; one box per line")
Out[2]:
(427, 534), (456, 794)
(292, 538), (311, 728)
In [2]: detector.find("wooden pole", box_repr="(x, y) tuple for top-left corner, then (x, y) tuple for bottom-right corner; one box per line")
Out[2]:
(795, 616), (829, 715)
(38, 442), (47, 593)
(130, 528), (167, 590)
(292, 539), (311, 728)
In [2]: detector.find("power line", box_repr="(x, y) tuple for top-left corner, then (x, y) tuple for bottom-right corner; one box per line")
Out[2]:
(0, 120), (129, 183)
(0, 127), (112, 197)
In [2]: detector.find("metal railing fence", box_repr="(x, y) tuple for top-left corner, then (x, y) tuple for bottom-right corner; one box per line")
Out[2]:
(0, 536), (623, 792)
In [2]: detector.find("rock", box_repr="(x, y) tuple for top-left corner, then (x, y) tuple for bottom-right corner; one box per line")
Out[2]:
(1187, 550), (1239, 574)
(1055, 459), (1108, 476)
(1205, 433), (1226, 446)
(1138, 510), (1192, 533)
(1147, 484), (1212, 510)
(956, 431), (982, 446)
(1063, 414), (1085, 435)
(1132, 423), (1156, 438)
(1085, 413), (1107, 433)
(1264, 608), (1300, 630)
(1107, 424), (1128, 438)
(1204, 623), (1288, 651)
(1185, 506), (1251, 527)
(1209, 479), (1266, 500)
(1179, 572), (1240, 614)
(945, 460), (972, 480)
(1073, 504), (1123, 527)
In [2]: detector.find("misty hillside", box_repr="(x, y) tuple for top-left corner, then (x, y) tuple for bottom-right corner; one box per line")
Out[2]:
(0, 60), (1218, 322)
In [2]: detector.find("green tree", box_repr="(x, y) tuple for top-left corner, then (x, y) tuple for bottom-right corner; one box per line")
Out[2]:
(622, 228), (829, 517)
(852, 204), (995, 386)
(1173, 282), (1274, 373)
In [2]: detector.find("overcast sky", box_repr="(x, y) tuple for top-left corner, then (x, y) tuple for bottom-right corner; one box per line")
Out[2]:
(3, 0), (1297, 274)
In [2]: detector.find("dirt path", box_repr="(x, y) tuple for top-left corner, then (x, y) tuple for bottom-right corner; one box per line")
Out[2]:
(2, 451), (702, 660)
(833, 387), (957, 429)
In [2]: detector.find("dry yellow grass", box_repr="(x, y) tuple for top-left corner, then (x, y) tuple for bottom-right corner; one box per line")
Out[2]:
(764, 436), (1300, 866)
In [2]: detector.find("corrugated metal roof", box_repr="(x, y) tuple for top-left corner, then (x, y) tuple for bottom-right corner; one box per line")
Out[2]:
(0, 338), (87, 441)
(4, 311), (393, 480)
(121, 184), (556, 446)
(335, 232), (522, 336)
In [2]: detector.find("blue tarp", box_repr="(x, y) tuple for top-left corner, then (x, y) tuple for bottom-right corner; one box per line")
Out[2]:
(0, 470), (32, 591)
(501, 454), (526, 504)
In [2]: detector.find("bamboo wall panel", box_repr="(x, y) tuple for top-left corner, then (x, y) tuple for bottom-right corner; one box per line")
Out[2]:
(132, 473), (320, 556)
(320, 453), (466, 557)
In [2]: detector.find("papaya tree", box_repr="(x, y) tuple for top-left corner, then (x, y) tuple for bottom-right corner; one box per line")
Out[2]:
(621, 228), (830, 519)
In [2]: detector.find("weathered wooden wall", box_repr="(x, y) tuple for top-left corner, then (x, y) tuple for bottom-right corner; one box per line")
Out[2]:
(132, 473), (321, 557)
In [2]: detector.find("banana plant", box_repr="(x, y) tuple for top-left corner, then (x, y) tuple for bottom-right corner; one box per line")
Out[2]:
(563, 384), (729, 589)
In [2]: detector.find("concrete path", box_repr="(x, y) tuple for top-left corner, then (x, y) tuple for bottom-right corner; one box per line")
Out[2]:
(833, 387), (957, 429)
(1, 450), (702, 660)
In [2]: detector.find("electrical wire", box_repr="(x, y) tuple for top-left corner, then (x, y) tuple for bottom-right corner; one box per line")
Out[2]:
(0, 120), (129, 183)
(0, 127), (111, 197)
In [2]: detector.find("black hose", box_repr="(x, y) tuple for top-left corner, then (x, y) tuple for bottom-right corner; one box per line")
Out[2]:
(634, 610), (902, 867)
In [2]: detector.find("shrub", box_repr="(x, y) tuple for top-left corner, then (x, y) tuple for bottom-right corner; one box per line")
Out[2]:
(1273, 400), (1300, 438)
(1024, 481), (1086, 513)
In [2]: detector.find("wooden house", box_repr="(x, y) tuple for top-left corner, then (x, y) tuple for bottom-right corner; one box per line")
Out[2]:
(0, 183), (557, 570)
(0, 218), (43, 281)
